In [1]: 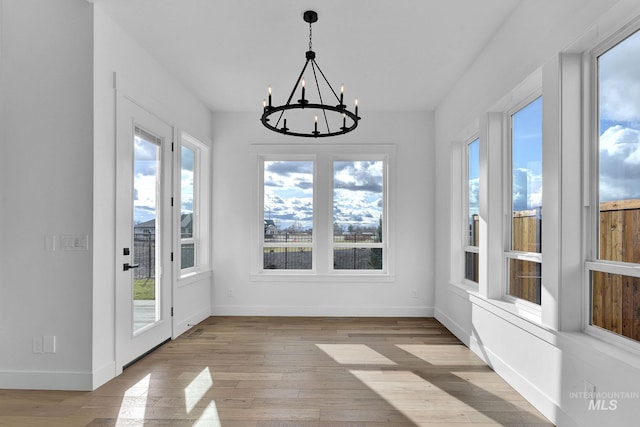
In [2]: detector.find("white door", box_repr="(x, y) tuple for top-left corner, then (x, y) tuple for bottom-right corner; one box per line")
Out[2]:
(115, 94), (173, 372)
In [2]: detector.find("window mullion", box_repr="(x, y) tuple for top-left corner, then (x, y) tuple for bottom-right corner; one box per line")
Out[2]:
(315, 154), (330, 274)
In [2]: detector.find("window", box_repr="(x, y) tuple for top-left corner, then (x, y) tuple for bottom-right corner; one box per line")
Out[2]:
(464, 138), (480, 283)
(262, 160), (314, 270)
(257, 148), (390, 275)
(333, 161), (384, 271)
(506, 97), (543, 305)
(180, 145), (196, 270)
(178, 132), (210, 276)
(587, 28), (640, 343)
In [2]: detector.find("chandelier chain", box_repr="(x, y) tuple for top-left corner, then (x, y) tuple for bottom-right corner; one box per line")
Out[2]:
(308, 22), (313, 51)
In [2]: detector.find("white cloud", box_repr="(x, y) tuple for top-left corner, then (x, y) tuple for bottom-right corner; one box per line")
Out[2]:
(599, 30), (640, 123)
(599, 125), (640, 201)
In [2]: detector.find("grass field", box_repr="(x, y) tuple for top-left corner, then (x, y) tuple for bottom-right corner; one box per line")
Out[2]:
(134, 278), (155, 300)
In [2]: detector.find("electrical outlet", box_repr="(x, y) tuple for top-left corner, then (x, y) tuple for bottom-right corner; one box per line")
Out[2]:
(33, 337), (43, 354)
(412, 289), (418, 299)
(227, 288), (234, 297)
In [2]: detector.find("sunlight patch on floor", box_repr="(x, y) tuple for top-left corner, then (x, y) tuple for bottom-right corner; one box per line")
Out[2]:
(349, 369), (470, 424)
(116, 373), (151, 421)
(185, 366), (214, 413)
(316, 344), (397, 365)
(193, 401), (222, 426)
(397, 343), (485, 365)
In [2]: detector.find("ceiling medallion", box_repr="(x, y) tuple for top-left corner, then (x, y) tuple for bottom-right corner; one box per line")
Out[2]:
(261, 10), (360, 138)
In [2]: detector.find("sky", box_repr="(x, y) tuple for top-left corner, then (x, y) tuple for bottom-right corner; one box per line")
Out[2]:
(132, 139), (195, 227)
(264, 161), (314, 231)
(511, 96), (543, 212)
(466, 29), (640, 217)
(133, 136), (159, 225)
(263, 160), (383, 232)
(598, 29), (640, 202)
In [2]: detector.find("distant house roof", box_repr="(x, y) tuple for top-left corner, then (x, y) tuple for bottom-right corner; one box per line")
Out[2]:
(264, 219), (276, 227)
(134, 213), (192, 231)
(135, 219), (156, 229)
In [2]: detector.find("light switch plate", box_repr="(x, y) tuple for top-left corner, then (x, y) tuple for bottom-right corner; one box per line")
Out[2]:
(60, 235), (89, 251)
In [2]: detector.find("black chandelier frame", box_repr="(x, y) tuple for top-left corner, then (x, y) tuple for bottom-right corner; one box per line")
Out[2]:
(260, 10), (360, 138)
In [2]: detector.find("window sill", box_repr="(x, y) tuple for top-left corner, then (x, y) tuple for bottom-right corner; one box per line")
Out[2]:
(448, 280), (479, 300)
(467, 293), (550, 339)
(177, 269), (212, 287)
(250, 272), (395, 283)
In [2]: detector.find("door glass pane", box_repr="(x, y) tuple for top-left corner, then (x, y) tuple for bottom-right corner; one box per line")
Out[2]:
(597, 30), (640, 263)
(133, 127), (161, 333)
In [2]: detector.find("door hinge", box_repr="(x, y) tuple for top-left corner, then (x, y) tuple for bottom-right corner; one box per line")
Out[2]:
(171, 252), (174, 262)
(171, 307), (174, 317)
(171, 197), (174, 206)
(171, 142), (174, 152)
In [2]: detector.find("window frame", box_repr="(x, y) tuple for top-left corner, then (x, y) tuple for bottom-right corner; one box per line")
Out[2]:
(503, 94), (543, 311)
(584, 22), (640, 350)
(177, 132), (210, 279)
(462, 136), (480, 285)
(253, 144), (394, 280)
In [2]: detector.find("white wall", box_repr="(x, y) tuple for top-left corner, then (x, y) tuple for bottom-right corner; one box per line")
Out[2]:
(211, 111), (434, 316)
(434, 0), (640, 425)
(0, 0), (94, 389)
(0, 0), (213, 391)
(93, 6), (213, 388)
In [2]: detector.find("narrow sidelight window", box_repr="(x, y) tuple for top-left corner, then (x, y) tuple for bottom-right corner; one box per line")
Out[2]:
(506, 97), (543, 304)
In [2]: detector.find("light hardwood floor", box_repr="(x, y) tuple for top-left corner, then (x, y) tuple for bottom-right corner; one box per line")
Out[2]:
(0, 317), (553, 426)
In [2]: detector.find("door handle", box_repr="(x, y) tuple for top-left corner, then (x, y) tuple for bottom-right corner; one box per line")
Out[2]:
(123, 263), (140, 271)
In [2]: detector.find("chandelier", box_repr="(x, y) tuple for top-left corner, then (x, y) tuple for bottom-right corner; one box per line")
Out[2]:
(260, 10), (360, 138)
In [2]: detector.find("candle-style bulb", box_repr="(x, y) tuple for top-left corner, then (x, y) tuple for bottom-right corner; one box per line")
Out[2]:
(339, 83), (344, 105)
(314, 115), (318, 133)
(301, 79), (306, 87)
(262, 99), (266, 108)
(267, 85), (272, 107)
(340, 84), (344, 94)
(268, 85), (272, 95)
(354, 98), (359, 117)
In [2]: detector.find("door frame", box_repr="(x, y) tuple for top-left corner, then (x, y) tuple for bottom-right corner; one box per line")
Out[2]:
(114, 92), (174, 373)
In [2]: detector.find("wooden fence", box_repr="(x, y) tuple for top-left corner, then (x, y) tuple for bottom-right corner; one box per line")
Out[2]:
(509, 208), (541, 304)
(593, 199), (640, 341)
(470, 200), (640, 340)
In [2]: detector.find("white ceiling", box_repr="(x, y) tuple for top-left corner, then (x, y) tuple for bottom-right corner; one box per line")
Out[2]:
(93, 0), (522, 113)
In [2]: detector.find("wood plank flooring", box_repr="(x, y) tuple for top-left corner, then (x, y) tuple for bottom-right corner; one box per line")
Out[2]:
(0, 317), (553, 426)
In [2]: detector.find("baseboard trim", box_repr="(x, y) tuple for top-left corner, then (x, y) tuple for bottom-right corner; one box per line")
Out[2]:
(210, 305), (434, 317)
(174, 305), (212, 337)
(435, 306), (578, 427)
(0, 369), (93, 391)
(91, 360), (116, 390)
